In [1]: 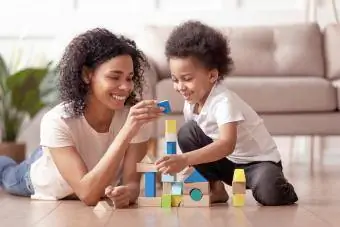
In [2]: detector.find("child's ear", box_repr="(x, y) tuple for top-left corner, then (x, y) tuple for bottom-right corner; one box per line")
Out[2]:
(209, 69), (219, 83)
(82, 66), (92, 84)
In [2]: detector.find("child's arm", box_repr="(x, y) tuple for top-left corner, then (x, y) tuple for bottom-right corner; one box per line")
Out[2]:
(156, 122), (237, 174)
(183, 122), (237, 165)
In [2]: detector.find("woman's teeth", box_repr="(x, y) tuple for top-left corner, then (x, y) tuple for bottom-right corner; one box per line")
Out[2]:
(112, 95), (126, 101)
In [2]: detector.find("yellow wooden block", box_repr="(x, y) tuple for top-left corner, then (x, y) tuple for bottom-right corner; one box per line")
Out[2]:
(165, 120), (176, 134)
(233, 169), (246, 182)
(171, 195), (182, 207)
(232, 194), (245, 207)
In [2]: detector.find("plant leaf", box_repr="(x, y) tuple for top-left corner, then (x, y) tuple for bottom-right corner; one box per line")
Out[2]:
(0, 54), (9, 98)
(6, 67), (49, 118)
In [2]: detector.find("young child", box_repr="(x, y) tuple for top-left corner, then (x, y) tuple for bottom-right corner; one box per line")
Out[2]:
(0, 28), (163, 208)
(155, 21), (298, 206)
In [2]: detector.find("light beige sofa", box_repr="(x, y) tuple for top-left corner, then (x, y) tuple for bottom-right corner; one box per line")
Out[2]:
(136, 23), (340, 142)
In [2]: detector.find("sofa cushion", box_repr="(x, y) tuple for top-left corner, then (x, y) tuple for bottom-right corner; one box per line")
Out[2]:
(324, 24), (340, 80)
(224, 77), (337, 113)
(156, 77), (337, 113)
(226, 23), (324, 78)
(135, 23), (324, 80)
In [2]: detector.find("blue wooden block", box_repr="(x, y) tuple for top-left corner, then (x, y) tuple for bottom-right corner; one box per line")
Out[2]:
(145, 172), (156, 197)
(162, 174), (176, 182)
(184, 169), (207, 183)
(157, 100), (171, 114)
(171, 182), (183, 195)
(166, 141), (176, 155)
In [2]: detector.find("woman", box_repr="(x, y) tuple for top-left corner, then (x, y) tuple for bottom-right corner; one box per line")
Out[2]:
(0, 28), (163, 208)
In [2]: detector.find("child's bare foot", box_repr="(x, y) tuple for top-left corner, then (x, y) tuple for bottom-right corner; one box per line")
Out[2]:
(210, 181), (229, 203)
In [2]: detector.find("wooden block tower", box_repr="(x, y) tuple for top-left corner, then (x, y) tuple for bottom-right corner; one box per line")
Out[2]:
(232, 168), (246, 207)
(161, 119), (178, 208)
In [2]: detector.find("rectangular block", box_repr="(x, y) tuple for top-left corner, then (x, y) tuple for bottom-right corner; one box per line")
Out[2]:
(166, 141), (176, 155)
(145, 172), (156, 197)
(232, 182), (246, 194)
(165, 133), (177, 142)
(233, 194), (245, 207)
(183, 182), (210, 195)
(171, 195), (182, 207)
(165, 120), (176, 134)
(162, 174), (176, 182)
(136, 163), (157, 172)
(171, 182), (183, 195)
(157, 100), (171, 114)
(182, 195), (210, 207)
(163, 182), (172, 194)
(138, 197), (161, 207)
(161, 194), (172, 208)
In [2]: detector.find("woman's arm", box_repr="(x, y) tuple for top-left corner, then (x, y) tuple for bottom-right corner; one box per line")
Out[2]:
(49, 126), (134, 206)
(121, 141), (149, 204)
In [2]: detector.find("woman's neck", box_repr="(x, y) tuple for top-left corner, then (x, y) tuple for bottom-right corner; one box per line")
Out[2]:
(84, 97), (114, 133)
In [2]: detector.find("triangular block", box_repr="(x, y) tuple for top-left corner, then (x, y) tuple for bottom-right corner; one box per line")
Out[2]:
(184, 169), (207, 183)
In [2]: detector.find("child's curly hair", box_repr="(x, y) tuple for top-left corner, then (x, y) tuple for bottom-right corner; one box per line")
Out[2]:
(165, 20), (233, 82)
(57, 28), (148, 117)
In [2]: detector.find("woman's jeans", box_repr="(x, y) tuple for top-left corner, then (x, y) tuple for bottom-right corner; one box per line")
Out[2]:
(0, 147), (42, 196)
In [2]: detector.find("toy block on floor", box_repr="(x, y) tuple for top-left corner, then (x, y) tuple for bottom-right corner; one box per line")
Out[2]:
(138, 197), (161, 207)
(183, 169), (207, 183)
(136, 163), (157, 172)
(182, 195), (210, 207)
(157, 100), (171, 114)
(166, 141), (176, 155)
(183, 182), (210, 195)
(145, 172), (156, 197)
(171, 195), (182, 207)
(232, 194), (245, 207)
(165, 120), (176, 134)
(161, 194), (172, 208)
(93, 200), (113, 211)
(232, 169), (246, 207)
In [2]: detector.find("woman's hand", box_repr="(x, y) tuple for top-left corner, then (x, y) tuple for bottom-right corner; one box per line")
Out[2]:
(155, 154), (189, 175)
(123, 100), (164, 137)
(105, 185), (130, 209)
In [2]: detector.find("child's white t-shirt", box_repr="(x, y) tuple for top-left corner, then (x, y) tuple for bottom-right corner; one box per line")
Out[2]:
(29, 103), (151, 200)
(183, 82), (281, 164)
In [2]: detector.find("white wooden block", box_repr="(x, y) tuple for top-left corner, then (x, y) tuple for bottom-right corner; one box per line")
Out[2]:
(93, 201), (113, 211)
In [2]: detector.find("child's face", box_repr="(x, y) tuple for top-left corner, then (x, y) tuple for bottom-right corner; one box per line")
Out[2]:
(85, 54), (134, 110)
(169, 56), (218, 105)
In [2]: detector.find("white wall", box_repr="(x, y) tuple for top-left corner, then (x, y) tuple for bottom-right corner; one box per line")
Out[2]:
(0, 0), (339, 153)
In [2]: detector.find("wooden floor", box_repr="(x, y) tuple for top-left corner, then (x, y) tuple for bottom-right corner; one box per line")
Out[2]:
(1, 136), (340, 227)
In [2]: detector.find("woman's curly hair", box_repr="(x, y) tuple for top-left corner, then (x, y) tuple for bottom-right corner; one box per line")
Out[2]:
(57, 28), (148, 117)
(165, 20), (233, 82)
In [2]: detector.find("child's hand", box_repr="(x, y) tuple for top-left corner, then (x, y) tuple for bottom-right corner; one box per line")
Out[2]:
(155, 154), (189, 175)
(105, 185), (130, 209)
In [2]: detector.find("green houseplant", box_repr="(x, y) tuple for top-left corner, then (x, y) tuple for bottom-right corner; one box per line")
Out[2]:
(0, 53), (57, 162)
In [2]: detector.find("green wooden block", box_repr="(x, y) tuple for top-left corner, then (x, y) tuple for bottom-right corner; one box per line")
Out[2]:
(161, 194), (172, 208)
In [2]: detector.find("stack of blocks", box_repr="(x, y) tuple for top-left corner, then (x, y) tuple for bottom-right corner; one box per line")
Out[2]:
(232, 169), (246, 206)
(137, 100), (211, 207)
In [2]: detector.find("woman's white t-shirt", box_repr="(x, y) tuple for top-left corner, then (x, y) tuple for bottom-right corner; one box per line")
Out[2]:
(183, 82), (281, 164)
(29, 103), (151, 200)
